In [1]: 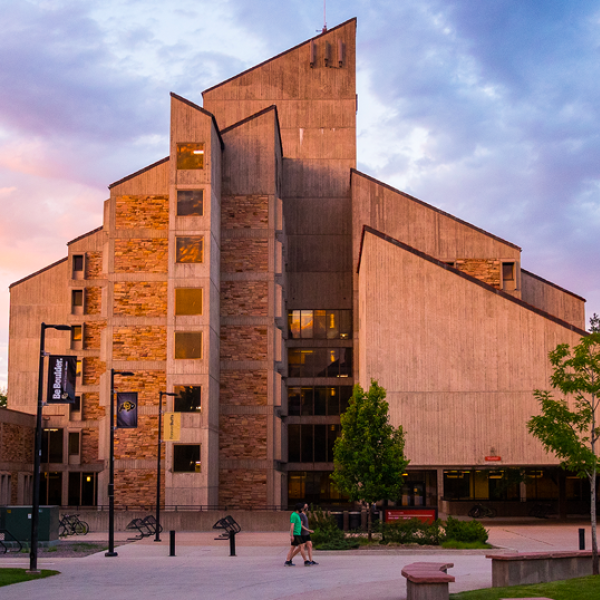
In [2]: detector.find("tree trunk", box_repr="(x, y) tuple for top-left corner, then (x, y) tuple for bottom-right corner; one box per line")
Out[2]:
(591, 466), (598, 575)
(367, 503), (372, 541)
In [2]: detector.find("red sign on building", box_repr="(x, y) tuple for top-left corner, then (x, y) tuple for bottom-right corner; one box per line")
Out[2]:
(385, 508), (437, 524)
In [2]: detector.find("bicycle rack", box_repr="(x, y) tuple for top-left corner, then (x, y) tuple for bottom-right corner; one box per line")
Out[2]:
(0, 529), (22, 554)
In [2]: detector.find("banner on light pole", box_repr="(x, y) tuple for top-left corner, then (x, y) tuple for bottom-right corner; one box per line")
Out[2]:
(163, 412), (181, 441)
(117, 392), (138, 428)
(46, 355), (77, 404)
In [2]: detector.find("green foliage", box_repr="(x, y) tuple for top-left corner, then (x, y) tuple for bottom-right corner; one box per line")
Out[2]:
(0, 387), (7, 408)
(444, 516), (488, 543)
(379, 518), (444, 545)
(331, 381), (409, 505)
(306, 505), (349, 549)
(449, 575), (600, 600)
(441, 540), (492, 549)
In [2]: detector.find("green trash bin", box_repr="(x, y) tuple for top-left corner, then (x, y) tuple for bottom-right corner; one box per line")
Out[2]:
(0, 506), (60, 542)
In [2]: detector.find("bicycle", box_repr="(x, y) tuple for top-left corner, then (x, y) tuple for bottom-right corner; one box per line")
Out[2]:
(468, 504), (497, 519)
(528, 502), (556, 519)
(59, 514), (89, 536)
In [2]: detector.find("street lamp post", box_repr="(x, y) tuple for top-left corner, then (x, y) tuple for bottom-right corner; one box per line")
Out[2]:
(156, 391), (176, 542)
(106, 369), (134, 558)
(29, 323), (72, 573)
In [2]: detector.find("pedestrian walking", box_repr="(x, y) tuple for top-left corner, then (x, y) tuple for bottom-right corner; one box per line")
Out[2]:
(284, 503), (308, 566)
(301, 503), (318, 565)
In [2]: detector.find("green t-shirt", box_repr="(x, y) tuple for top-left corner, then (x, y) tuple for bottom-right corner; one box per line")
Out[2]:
(290, 511), (302, 535)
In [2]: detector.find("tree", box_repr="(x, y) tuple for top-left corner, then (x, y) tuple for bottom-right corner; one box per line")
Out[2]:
(527, 313), (600, 575)
(0, 387), (7, 408)
(331, 380), (409, 540)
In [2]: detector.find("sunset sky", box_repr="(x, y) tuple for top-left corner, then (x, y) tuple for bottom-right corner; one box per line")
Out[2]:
(1, 1), (599, 388)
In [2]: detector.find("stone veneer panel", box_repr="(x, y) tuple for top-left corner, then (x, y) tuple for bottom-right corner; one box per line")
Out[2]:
(115, 415), (160, 460)
(220, 371), (268, 406)
(221, 281), (269, 317)
(221, 239), (268, 273)
(82, 428), (99, 464)
(0, 422), (34, 464)
(82, 393), (105, 421)
(114, 239), (169, 273)
(455, 259), (501, 289)
(123, 371), (166, 406)
(219, 470), (267, 507)
(221, 326), (268, 361)
(222, 195), (269, 229)
(86, 251), (105, 279)
(84, 320), (106, 350)
(115, 195), (169, 230)
(219, 415), (268, 459)
(115, 468), (162, 505)
(82, 357), (106, 386)
(85, 286), (102, 315)
(114, 282), (168, 317)
(113, 326), (167, 361)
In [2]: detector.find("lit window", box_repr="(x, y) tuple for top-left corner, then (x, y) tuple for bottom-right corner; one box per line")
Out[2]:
(71, 326), (82, 349)
(177, 190), (204, 216)
(173, 445), (201, 472)
(175, 332), (203, 359)
(174, 386), (201, 412)
(177, 143), (204, 170)
(175, 289), (203, 315)
(176, 236), (204, 263)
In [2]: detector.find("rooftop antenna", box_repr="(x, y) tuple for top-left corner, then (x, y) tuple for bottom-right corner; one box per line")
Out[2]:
(320, 0), (327, 33)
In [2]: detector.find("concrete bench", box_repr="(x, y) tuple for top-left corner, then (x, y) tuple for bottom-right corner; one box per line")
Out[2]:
(486, 551), (592, 587)
(401, 562), (455, 600)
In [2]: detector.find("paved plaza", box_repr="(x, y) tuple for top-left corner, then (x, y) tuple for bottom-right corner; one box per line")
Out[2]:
(0, 522), (593, 599)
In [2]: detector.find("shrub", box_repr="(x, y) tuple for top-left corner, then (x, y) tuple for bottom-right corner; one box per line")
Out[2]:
(444, 516), (488, 543)
(307, 505), (348, 549)
(379, 518), (444, 545)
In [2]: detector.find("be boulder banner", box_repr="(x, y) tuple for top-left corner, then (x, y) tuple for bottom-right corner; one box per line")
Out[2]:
(46, 355), (77, 404)
(116, 392), (138, 428)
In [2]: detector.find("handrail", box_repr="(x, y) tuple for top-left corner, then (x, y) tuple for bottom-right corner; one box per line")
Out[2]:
(0, 529), (22, 554)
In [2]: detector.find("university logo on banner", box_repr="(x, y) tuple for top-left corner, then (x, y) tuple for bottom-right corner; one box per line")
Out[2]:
(117, 392), (138, 428)
(163, 412), (181, 441)
(46, 355), (77, 404)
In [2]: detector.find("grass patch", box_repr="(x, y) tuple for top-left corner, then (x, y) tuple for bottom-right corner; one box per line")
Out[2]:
(450, 575), (600, 600)
(441, 540), (492, 550)
(70, 543), (107, 552)
(0, 568), (59, 588)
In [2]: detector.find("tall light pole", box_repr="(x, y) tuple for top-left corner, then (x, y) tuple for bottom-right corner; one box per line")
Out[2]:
(105, 369), (134, 558)
(155, 391), (176, 542)
(29, 323), (72, 573)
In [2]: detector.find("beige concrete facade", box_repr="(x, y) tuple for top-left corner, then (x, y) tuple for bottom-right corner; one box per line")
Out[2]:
(6, 19), (590, 514)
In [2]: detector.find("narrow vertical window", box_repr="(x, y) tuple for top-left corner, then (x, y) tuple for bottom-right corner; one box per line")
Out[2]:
(72, 255), (84, 279)
(71, 290), (84, 315)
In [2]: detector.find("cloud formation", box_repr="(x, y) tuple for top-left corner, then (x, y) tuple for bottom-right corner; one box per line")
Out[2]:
(0, 0), (598, 388)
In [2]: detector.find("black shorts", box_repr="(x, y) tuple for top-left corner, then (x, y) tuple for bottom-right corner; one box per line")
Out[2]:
(301, 534), (311, 543)
(291, 535), (303, 546)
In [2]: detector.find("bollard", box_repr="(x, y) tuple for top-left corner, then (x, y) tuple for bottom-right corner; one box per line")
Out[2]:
(579, 528), (585, 550)
(229, 531), (236, 556)
(169, 530), (176, 556)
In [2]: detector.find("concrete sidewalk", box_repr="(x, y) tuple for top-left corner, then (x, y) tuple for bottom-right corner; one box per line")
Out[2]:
(0, 522), (593, 600)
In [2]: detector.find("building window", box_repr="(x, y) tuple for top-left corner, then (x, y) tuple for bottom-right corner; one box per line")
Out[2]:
(288, 471), (346, 506)
(177, 190), (204, 216)
(288, 424), (340, 463)
(72, 255), (84, 278)
(176, 236), (204, 263)
(69, 396), (81, 420)
(42, 428), (64, 463)
(175, 332), (203, 359)
(71, 325), (83, 350)
(288, 386), (353, 416)
(71, 290), (84, 314)
(288, 310), (352, 339)
(175, 289), (203, 316)
(76, 360), (82, 378)
(0, 474), (11, 505)
(176, 143), (204, 170)
(68, 472), (97, 506)
(288, 348), (352, 378)
(40, 472), (62, 505)
(174, 386), (201, 412)
(173, 445), (201, 472)
(68, 432), (80, 458)
(502, 262), (516, 291)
